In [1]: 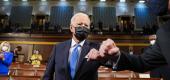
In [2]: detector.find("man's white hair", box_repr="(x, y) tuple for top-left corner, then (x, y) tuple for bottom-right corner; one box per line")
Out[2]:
(70, 12), (90, 25)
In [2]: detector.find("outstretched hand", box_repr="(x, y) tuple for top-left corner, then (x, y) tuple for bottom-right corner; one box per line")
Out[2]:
(86, 39), (120, 61)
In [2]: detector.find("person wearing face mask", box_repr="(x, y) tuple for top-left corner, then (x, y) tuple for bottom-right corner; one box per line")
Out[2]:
(86, 0), (170, 80)
(0, 41), (13, 75)
(145, 34), (170, 80)
(43, 12), (111, 80)
(30, 50), (42, 67)
(140, 34), (157, 55)
(149, 35), (156, 45)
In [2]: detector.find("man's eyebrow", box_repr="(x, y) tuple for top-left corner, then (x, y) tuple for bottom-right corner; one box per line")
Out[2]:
(84, 24), (88, 26)
(77, 23), (82, 25)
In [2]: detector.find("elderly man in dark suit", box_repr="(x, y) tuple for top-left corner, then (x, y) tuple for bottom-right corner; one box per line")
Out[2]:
(43, 12), (110, 80)
(87, 0), (170, 80)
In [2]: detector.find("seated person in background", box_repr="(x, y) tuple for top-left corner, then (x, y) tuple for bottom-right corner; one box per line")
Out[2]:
(149, 34), (156, 46)
(141, 34), (156, 53)
(0, 41), (13, 75)
(30, 50), (42, 67)
(12, 46), (22, 62)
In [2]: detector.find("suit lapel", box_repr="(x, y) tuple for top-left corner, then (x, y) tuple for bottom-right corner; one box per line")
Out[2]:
(76, 40), (91, 74)
(62, 40), (72, 79)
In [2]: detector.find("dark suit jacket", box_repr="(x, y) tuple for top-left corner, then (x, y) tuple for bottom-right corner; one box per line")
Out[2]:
(141, 45), (170, 80)
(150, 65), (170, 80)
(115, 20), (170, 73)
(43, 40), (108, 80)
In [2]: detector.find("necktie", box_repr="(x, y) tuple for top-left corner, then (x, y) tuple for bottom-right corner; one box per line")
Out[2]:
(69, 44), (80, 79)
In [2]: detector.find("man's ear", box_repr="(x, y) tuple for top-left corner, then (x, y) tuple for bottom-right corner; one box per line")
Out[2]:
(70, 25), (72, 29)
(70, 25), (73, 32)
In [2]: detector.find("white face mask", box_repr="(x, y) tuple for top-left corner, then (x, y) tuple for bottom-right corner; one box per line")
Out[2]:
(35, 51), (39, 54)
(150, 40), (156, 45)
(2, 46), (8, 51)
(129, 52), (133, 55)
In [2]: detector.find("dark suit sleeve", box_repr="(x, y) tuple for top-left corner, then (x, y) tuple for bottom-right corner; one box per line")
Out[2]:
(43, 45), (56, 80)
(115, 40), (167, 73)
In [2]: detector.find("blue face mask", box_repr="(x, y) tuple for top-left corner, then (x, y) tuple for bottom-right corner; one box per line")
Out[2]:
(74, 27), (90, 41)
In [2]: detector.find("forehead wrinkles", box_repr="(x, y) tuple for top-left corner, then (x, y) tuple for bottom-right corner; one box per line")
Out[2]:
(75, 17), (90, 24)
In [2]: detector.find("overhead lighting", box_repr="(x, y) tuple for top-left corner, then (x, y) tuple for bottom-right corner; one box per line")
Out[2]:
(22, 0), (27, 1)
(80, 0), (86, 1)
(139, 0), (145, 3)
(3, 0), (8, 1)
(120, 0), (126, 2)
(41, 0), (47, 1)
(61, 0), (66, 1)
(100, 0), (106, 1)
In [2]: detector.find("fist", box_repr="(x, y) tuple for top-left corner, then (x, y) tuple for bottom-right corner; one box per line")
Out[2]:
(99, 39), (120, 57)
(86, 48), (101, 61)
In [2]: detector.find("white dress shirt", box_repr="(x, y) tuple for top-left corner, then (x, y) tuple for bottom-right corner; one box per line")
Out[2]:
(68, 39), (85, 62)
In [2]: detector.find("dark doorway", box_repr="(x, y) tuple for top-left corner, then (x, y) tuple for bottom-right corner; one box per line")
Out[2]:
(118, 15), (134, 33)
(31, 15), (49, 32)
(0, 14), (10, 32)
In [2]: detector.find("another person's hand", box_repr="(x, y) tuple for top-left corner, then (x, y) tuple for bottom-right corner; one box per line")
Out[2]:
(86, 48), (101, 61)
(0, 53), (4, 60)
(86, 39), (120, 61)
(99, 39), (120, 57)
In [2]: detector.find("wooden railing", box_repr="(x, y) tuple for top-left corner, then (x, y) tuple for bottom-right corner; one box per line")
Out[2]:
(0, 76), (41, 80)
(5, 63), (162, 80)
(0, 76), (161, 80)
(98, 78), (161, 80)
(9, 62), (46, 77)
